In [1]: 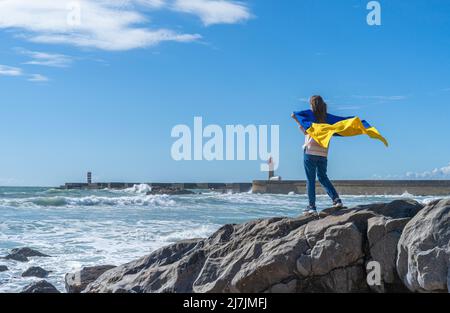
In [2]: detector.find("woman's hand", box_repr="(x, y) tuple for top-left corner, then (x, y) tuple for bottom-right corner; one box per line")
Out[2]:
(291, 113), (300, 123)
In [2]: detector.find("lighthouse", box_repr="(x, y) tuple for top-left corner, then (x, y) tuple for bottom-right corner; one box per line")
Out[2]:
(268, 157), (274, 180)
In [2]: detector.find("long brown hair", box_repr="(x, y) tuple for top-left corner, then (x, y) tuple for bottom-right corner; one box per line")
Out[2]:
(310, 95), (328, 123)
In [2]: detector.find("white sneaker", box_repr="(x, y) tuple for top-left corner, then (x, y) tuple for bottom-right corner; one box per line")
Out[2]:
(333, 199), (344, 208)
(303, 206), (318, 216)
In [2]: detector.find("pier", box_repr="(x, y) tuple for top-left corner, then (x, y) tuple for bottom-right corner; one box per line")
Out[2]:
(251, 180), (450, 196)
(59, 180), (450, 196)
(58, 172), (450, 196)
(59, 182), (253, 193)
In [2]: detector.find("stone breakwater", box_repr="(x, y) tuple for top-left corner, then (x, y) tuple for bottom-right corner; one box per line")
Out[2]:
(252, 180), (450, 196)
(64, 198), (449, 293)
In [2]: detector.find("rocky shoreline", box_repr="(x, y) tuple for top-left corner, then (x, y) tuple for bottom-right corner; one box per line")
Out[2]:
(77, 198), (449, 293)
(0, 248), (55, 292)
(1, 198), (449, 293)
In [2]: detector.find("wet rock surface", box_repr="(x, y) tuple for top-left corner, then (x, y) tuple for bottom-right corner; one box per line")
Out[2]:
(147, 187), (194, 196)
(2, 247), (50, 262)
(22, 266), (51, 278)
(65, 265), (116, 293)
(21, 280), (60, 293)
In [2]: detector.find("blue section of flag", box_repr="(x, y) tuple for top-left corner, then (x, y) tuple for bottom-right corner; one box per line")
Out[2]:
(294, 110), (372, 131)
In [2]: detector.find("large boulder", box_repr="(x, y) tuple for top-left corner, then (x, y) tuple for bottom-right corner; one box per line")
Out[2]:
(22, 266), (51, 278)
(83, 238), (213, 293)
(397, 199), (450, 293)
(296, 222), (367, 293)
(300, 222), (364, 276)
(292, 200), (423, 293)
(3, 247), (50, 262)
(0, 265), (8, 272)
(303, 200), (422, 247)
(21, 280), (60, 293)
(366, 216), (411, 292)
(83, 199), (424, 293)
(65, 265), (116, 293)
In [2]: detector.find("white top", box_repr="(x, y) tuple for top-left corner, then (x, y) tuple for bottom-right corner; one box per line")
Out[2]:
(303, 134), (328, 157)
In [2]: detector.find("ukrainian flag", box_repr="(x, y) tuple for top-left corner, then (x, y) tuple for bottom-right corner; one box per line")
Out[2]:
(294, 110), (388, 148)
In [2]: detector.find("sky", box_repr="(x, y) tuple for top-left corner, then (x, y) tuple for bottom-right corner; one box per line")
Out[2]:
(0, 0), (450, 186)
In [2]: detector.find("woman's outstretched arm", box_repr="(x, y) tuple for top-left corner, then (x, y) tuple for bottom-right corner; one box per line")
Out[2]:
(291, 113), (306, 134)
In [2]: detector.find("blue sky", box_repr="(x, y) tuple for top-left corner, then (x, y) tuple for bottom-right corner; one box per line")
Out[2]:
(1, 0), (450, 186)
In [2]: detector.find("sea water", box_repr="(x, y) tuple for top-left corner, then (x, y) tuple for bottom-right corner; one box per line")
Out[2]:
(0, 185), (444, 292)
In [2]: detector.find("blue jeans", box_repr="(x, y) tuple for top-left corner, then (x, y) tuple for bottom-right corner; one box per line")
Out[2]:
(304, 153), (340, 207)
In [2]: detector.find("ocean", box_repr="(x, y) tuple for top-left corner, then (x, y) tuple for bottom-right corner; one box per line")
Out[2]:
(0, 185), (442, 292)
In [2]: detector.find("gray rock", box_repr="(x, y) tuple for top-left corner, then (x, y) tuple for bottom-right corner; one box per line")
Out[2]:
(296, 254), (312, 277)
(21, 280), (60, 293)
(367, 216), (411, 292)
(65, 265), (116, 293)
(297, 264), (368, 293)
(397, 198), (450, 293)
(147, 187), (194, 196)
(310, 222), (363, 276)
(4, 253), (28, 262)
(3, 247), (50, 262)
(0, 265), (8, 272)
(303, 199), (422, 247)
(22, 266), (51, 278)
(265, 279), (297, 293)
(84, 238), (208, 293)
(82, 200), (424, 293)
(295, 223), (366, 293)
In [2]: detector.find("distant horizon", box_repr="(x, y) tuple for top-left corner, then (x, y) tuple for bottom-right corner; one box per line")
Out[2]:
(2, 178), (450, 189)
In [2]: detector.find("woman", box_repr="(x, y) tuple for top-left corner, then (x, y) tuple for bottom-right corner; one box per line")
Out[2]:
(291, 95), (343, 215)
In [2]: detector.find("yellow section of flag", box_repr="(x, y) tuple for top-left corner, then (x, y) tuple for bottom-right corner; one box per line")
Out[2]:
(306, 117), (389, 148)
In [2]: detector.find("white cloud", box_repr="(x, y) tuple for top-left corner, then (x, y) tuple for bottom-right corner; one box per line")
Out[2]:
(0, 0), (252, 51)
(172, 0), (251, 26)
(18, 49), (73, 68)
(405, 163), (450, 179)
(0, 0), (201, 51)
(0, 64), (49, 83)
(28, 73), (50, 82)
(134, 0), (167, 8)
(0, 65), (23, 76)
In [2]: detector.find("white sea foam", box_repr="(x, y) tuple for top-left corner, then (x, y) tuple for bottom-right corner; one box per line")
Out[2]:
(123, 184), (152, 194)
(0, 217), (219, 293)
(0, 194), (175, 208)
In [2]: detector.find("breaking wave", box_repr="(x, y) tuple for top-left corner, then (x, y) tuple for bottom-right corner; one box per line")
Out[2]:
(0, 194), (176, 208)
(123, 184), (152, 194)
